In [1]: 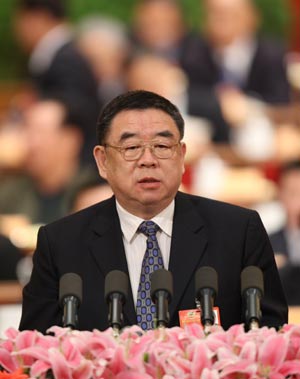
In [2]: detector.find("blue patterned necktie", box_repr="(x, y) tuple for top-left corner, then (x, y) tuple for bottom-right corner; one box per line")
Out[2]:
(136, 220), (164, 330)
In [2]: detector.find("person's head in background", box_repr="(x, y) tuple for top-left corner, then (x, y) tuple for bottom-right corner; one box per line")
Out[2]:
(76, 16), (131, 103)
(93, 90), (186, 219)
(126, 53), (188, 102)
(13, 0), (67, 53)
(131, 0), (187, 60)
(125, 54), (212, 164)
(21, 98), (83, 194)
(203, 0), (260, 49)
(66, 169), (113, 213)
(278, 160), (300, 231)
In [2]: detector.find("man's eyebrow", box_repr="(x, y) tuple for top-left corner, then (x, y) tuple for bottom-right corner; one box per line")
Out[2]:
(118, 130), (175, 143)
(156, 130), (175, 138)
(119, 132), (137, 142)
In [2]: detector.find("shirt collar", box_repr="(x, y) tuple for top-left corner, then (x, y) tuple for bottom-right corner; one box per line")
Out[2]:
(116, 200), (174, 243)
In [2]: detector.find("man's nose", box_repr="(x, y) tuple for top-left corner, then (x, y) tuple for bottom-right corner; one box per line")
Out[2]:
(138, 145), (157, 165)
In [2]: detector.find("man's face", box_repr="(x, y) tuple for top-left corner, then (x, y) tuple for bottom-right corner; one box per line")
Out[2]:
(204, 0), (258, 47)
(94, 108), (186, 218)
(13, 10), (41, 52)
(22, 101), (81, 180)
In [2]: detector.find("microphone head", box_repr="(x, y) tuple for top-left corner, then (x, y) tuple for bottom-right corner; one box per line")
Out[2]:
(241, 266), (264, 296)
(59, 273), (82, 306)
(195, 266), (218, 298)
(150, 269), (173, 302)
(104, 270), (129, 303)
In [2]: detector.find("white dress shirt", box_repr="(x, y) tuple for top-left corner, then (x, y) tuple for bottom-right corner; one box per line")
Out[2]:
(215, 37), (257, 86)
(116, 200), (174, 306)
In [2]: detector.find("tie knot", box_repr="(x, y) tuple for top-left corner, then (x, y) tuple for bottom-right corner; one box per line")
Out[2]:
(138, 220), (159, 236)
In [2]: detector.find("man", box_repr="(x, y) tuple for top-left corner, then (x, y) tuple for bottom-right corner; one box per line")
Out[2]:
(180, 0), (290, 142)
(130, 0), (192, 64)
(13, 0), (101, 164)
(19, 90), (287, 333)
(0, 99), (84, 224)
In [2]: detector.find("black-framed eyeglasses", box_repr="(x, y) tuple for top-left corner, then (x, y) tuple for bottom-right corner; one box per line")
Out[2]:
(103, 140), (181, 161)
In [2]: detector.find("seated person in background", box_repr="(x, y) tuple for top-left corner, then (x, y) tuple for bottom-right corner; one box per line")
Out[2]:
(180, 0), (290, 143)
(124, 53), (277, 202)
(269, 160), (300, 305)
(19, 90), (287, 333)
(76, 16), (131, 104)
(0, 98), (85, 225)
(13, 0), (101, 164)
(130, 0), (193, 63)
(125, 53), (212, 166)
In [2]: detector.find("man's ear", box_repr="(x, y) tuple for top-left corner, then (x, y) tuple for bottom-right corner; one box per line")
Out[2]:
(181, 142), (186, 174)
(93, 145), (108, 180)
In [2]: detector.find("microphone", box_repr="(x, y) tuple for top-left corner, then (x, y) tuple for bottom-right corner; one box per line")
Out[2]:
(104, 270), (129, 334)
(241, 266), (264, 330)
(59, 273), (82, 329)
(150, 269), (173, 328)
(195, 266), (218, 332)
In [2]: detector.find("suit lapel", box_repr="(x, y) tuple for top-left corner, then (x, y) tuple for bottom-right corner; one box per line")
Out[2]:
(168, 193), (208, 320)
(88, 197), (136, 326)
(87, 193), (208, 327)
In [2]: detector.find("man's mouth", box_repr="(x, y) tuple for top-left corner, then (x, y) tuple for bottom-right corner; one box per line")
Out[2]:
(138, 177), (160, 183)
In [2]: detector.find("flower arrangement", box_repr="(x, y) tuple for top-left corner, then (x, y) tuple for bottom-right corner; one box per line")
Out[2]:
(1, 323), (300, 379)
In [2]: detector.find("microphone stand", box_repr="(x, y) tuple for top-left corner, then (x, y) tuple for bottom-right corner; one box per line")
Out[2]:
(155, 290), (170, 328)
(108, 293), (124, 337)
(249, 320), (260, 330)
(62, 295), (79, 329)
(195, 298), (212, 335)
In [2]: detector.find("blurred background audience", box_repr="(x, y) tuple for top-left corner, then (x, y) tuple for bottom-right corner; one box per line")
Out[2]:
(0, 98), (85, 225)
(129, 0), (192, 63)
(0, 0), (300, 328)
(12, 0), (101, 164)
(76, 16), (131, 104)
(66, 168), (112, 213)
(180, 0), (291, 144)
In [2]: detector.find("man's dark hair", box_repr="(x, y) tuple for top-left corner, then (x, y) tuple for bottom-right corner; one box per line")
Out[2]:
(96, 90), (185, 145)
(16, 0), (67, 19)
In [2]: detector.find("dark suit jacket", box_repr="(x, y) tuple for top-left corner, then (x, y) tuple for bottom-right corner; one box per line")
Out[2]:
(180, 36), (290, 142)
(19, 192), (287, 333)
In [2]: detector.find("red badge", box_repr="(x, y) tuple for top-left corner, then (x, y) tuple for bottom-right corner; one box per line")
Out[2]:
(179, 307), (221, 328)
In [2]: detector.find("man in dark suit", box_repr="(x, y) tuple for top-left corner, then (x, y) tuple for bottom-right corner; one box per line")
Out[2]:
(19, 90), (287, 333)
(13, 0), (101, 164)
(180, 0), (290, 142)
